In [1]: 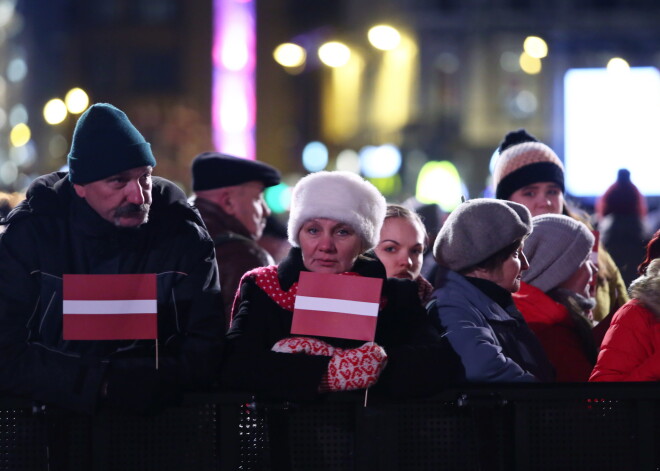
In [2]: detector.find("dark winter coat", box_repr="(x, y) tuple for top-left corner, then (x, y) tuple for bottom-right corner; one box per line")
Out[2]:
(192, 196), (273, 330)
(430, 267), (555, 382)
(220, 247), (464, 401)
(0, 172), (224, 413)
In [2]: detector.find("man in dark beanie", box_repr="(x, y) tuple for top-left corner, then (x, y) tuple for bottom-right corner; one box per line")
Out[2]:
(0, 103), (223, 415)
(189, 152), (281, 328)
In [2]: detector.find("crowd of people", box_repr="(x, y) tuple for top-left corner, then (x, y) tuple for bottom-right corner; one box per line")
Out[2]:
(0, 102), (658, 415)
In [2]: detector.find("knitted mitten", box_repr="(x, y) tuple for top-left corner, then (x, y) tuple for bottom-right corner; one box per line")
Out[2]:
(271, 336), (337, 356)
(320, 343), (388, 391)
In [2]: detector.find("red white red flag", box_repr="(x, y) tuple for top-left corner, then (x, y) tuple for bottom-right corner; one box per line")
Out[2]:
(291, 272), (383, 342)
(63, 274), (157, 340)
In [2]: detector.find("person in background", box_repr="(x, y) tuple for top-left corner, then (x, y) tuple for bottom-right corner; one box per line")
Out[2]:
(0, 103), (223, 414)
(590, 230), (660, 382)
(492, 128), (628, 324)
(189, 152), (281, 329)
(429, 198), (554, 382)
(514, 214), (598, 382)
(258, 215), (292, 264)
(373, 204), (434, 304)
(221, 171), (464, 401)
(595, 168), (649, 287)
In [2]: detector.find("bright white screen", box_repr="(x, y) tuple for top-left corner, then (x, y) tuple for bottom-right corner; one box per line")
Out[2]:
(564, 67), (660, 197)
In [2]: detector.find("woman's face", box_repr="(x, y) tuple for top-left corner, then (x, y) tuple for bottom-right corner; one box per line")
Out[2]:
(299, 218), (364, 274)
(480, 243), (529, 293)
(374, 217), (425, 280)
(509, 182), (564, 216)
(558, 259), (598, 298)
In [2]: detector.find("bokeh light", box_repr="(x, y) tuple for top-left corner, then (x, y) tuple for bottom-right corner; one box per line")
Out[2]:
(302, 141), (329, 172)
(519, 52), (542, 75)
(416, 160), (463, 212)
(318, 41), (351, 68)
(43, 99), (68, 125)
(65, 88), (89, 114)
(523, 36), (548, 59)
(360, 144), (402, 178)
(9, 122), (30, 147)
(368, 25), (401, 51)
(273, 43), (306, 68)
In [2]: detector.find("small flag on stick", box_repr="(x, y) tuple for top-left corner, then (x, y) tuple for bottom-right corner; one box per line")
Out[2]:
(63, 274), (158, 341)
(291, 272), (382, 341)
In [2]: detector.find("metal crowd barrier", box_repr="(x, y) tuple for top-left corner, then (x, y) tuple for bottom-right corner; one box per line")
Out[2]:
(1, 383), (658, 470)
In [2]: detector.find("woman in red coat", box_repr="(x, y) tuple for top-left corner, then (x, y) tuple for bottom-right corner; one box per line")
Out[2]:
(590, 230), (660, 381)
(513, 214), (599, 381)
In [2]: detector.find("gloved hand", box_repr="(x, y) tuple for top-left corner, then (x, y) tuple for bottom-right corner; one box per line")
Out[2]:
(320, 343), (388, 392)
(271, 336), (337, 356)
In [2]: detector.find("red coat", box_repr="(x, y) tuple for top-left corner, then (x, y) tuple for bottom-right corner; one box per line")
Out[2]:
(590, 299), (660, 382)
(513, 282), (594, 382)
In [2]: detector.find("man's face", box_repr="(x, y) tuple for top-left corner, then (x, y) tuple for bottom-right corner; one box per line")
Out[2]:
(227, 181), (270, 239)
(73, 166), (153, 228)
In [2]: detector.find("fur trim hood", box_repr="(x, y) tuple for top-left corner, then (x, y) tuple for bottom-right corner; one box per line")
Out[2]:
(629, 259), (660, 318)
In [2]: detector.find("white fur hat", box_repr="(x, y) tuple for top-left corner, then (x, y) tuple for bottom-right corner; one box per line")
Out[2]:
(287, 171), (386, 250)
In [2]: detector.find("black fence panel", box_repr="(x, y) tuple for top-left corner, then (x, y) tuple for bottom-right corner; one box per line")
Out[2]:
(1, 383), (659, 471)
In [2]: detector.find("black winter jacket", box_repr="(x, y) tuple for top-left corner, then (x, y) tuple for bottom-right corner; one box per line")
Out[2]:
(220, 247), (464, 401)
(0, 172), (224, 413)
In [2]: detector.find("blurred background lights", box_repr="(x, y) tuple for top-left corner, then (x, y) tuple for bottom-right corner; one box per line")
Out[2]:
(264, 182), (292, 214)
(415, 160), (463, 212)
(273, 43), (306, 68)
(519, 52), (542, 74)
(500, 51), (521, 73)
(9, 103), (27, 126)
(523, 36), (548, 59)
(302, 141), (328, 172)
(607, 57), (630, 73)
(368, 25), (401, 51)
(6, 57), (26, 82)
(65, 88), (89, 114)
(318, 41), (351, 68)
(43, 98), (68, 125)
(0, 0), (15, 29)
(368, 175), (401, 196)
(9, 122), (29, 147)
(0, 160), (17, 185)
(335, 149), (360, 173)
(360, 144), (402, 178)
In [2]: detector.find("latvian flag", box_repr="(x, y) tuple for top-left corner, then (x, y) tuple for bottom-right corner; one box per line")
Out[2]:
(63, 274), (158, 341)
(291, 272), (383, 342)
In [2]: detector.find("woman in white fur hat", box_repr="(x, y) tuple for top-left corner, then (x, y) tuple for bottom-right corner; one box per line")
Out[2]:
(220, 171), (463, 400)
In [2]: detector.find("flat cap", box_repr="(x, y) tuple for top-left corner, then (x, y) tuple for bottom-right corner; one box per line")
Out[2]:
(433, 198), (532, 272)
(192, 152), (281, 191)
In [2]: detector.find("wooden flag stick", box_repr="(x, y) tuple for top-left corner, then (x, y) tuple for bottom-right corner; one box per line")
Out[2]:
(363, 388), (369, 408)
(155, 338), (159, 370)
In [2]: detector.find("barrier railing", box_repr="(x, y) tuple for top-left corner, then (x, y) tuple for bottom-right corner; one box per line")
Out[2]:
(1, 383), (658, 471)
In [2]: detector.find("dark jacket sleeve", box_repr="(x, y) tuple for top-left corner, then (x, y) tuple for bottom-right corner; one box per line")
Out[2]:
(0, 219), (107, 413)
(220, 278), (331, 401)
(373, 278), (465, 398)
(216, 239), (272, 331)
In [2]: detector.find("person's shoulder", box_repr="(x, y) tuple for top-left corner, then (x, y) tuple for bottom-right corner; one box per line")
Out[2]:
(149, 177), (208, 233)
(4, 172), (70, 224)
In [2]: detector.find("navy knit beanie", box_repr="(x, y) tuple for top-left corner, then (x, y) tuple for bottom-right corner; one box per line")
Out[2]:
(67, 103), (156, 184)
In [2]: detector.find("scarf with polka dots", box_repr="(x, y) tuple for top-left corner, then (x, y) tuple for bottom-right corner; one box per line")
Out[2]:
(230, 265), (362, 321)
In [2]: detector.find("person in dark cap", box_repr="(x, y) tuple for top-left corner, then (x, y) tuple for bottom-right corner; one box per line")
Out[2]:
(429, 198), (554, 382)
(0, 103), (223, 415)
(189, 152), (281, 327)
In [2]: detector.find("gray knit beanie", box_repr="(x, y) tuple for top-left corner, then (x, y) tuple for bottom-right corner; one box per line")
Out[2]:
(433, 198), (532, 272)
(522, 214), (595, 292)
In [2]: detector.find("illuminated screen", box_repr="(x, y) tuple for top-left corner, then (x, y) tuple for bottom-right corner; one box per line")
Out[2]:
(564, 67), (660, 197)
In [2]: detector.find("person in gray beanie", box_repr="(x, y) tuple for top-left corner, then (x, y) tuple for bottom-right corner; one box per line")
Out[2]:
(428, 198), (554, 382)
(0, 103), (224, 415)
(221, 171), (464, 401)
(513, 214), (598, 382)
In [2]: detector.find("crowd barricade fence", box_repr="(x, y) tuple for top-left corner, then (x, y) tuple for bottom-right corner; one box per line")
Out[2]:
(0, 383), (658, 471)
